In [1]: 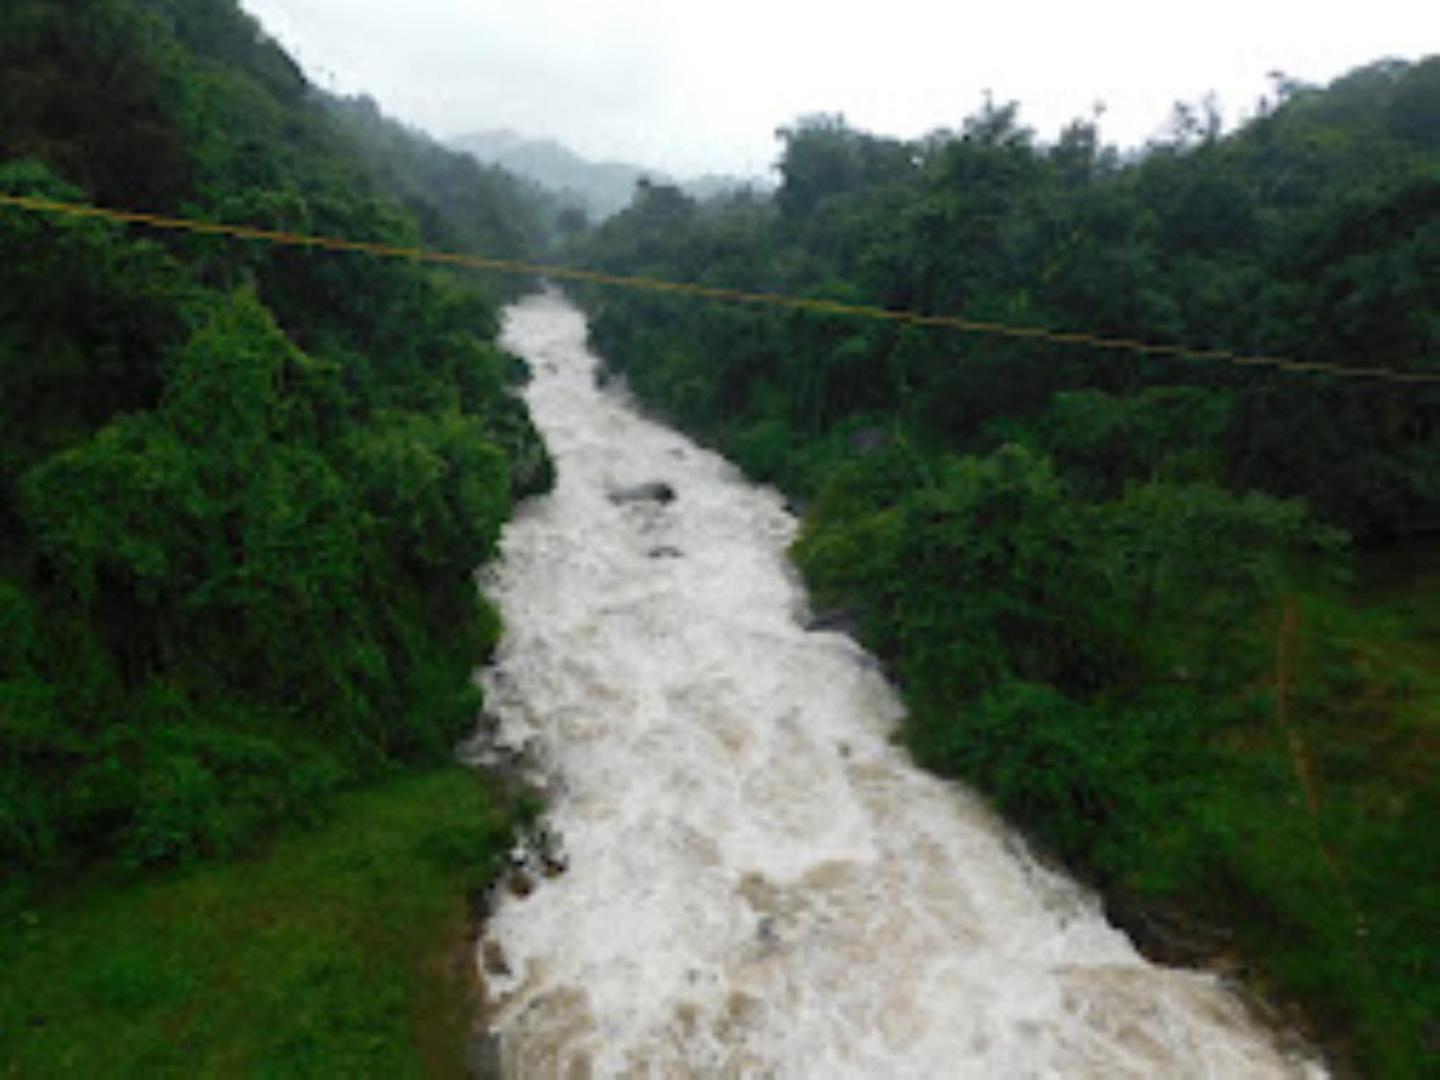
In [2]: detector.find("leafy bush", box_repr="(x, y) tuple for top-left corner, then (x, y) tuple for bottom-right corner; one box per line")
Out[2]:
(0, 1), (553, 888)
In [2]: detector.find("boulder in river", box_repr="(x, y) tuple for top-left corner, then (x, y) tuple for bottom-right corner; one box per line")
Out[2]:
(805, 606), (864, 638)
(608, 481), (676, 505)
(467, 1032), (504, 1080)
(481, 939), (511, 977)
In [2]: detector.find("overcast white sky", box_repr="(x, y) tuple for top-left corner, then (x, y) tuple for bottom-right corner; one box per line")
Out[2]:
(239, 0), (1437, 178)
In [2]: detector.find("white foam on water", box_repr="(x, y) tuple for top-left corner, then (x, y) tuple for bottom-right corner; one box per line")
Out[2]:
(473, 291), (1323, 1079)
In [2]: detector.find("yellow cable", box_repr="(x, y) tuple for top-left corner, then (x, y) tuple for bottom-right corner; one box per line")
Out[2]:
(3, 191), (1438, 385)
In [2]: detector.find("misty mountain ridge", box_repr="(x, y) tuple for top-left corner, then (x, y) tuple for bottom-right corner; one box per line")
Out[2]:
(449, 129), (769, 222)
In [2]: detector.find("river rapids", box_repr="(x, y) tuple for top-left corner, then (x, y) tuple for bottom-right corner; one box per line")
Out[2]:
(469, 292), (1322, 1078)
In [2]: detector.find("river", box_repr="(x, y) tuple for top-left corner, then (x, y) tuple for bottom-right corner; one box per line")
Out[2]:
(471, 292), (1321, 1078)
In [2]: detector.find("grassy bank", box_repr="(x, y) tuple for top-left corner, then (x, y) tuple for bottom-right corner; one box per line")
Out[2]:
(1109, 567), (1440, 1075)
(0, 767), (525, 1078)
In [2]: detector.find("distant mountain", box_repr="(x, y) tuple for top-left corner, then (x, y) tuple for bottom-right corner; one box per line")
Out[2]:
(449, 130), (767, 222)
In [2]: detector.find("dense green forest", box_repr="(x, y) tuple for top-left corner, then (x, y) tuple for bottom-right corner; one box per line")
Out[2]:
(0, 0), (554, 892)
(450, 128), (769, 224)
(3, 0), (1437, 1072)
(575, 63), (1440, 1075)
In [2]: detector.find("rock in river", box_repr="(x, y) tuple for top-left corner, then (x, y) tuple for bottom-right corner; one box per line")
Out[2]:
(608, 481), (675, 505)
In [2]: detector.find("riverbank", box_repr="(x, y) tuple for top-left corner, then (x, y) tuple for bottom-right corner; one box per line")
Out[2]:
(799, 490), (1439, 1078)
(0, 767), (525, 1077)
(578, 290), (1436, 1076)
(473, 294), (1318, 1076)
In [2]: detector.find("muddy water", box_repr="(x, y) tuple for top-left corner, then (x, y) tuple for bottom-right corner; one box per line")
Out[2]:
(471, 292), (1320, 1078)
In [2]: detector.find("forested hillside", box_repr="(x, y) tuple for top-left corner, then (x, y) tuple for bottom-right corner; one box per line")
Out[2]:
(329, 102), (573, 260)
(451, 128), (766, 224)
(575, 62), (1440, 1075)
(0, 0), (552, 893)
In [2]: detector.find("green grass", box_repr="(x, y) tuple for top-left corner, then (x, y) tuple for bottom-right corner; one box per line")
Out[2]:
(1176, 558), (1440, 1076)
(0, 767), (521, 1079)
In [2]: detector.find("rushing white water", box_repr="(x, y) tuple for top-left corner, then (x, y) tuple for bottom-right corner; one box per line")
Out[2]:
(472, 292), (1321, 1078)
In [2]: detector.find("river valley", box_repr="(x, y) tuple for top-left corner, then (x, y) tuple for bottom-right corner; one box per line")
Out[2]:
(471, 292), (1322, 1078)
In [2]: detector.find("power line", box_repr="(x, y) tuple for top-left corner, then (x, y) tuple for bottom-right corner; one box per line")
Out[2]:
(3, 190), (1437, 385)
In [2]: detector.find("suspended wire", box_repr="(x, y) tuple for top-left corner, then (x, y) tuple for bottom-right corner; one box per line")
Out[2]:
(3, 190), (1437, 385)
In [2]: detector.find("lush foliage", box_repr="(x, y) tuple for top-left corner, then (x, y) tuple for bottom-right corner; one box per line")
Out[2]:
(573, 63), (1440, 1074)
(1, 0), (552, 893)
(325, 96), (567, 268)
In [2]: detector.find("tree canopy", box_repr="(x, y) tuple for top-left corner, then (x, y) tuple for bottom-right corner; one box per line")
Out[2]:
(1, 0), (553, 884)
